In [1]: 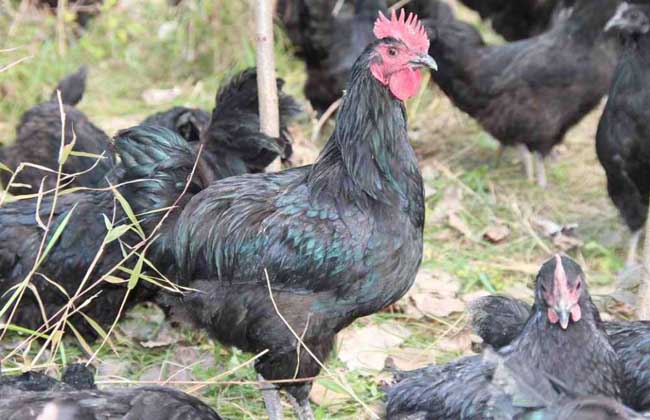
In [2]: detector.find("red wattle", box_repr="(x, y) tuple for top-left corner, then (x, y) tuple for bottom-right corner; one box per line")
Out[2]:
(389, 68), (422, 101)
(547, 308), (559, 324)
(571, 305), (581, 322)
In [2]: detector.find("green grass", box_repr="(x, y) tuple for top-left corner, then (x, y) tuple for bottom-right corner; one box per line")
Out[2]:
(0, 1), (632, 419)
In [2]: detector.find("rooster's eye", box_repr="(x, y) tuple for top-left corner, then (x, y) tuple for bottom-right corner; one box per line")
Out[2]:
(388, 47), (398, 57)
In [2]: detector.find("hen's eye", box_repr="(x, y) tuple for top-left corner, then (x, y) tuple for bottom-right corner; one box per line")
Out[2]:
(388, 47), (398, 57)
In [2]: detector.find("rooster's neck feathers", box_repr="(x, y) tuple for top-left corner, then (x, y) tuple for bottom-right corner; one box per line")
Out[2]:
(309, 42), (422, 208)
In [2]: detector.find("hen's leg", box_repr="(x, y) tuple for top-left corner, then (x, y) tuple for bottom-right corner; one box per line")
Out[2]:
(286, 393), (315, 420)
(627, 230), (642, 269)
(534, 153), (547, 188)
(258, 375), (284, 420)
(517, 144), (534, 182)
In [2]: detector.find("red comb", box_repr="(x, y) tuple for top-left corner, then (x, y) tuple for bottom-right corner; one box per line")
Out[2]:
(373, 9), (430, 53)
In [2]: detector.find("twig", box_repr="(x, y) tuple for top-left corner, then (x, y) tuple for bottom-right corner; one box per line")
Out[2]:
(0, 55), (32, 73)
(255, 0), (281, 171)
(311, 98), (341, 143)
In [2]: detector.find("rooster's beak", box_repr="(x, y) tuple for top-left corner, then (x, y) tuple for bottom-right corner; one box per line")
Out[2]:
(410, 54), (438, 71)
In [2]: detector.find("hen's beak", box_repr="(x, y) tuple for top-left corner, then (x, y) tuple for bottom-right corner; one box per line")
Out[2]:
(555, 304), (571, 330)
(605, 2), (630, 32)
(410, 54), (438, 71)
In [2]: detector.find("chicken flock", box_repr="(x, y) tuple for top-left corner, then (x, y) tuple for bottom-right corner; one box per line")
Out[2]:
(1, 0), (650, 419)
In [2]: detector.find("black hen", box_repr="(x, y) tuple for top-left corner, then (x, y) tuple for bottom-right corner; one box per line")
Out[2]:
(141, 106), (211, 144)
(470, 294), (650, 411)
(0, 364), (222, 420)
(596, 2), (650, 268)
(485, 349), (642, 420)
(201, 68), (299, 176)
(140, 69), (300, 179)
(0, 126), (196, 338)
(421, 0), (620, 187)
(166, 12), (434, 420)
(386, 255), (621, 419)
(0, 68), (301, 340)
(0, 66), (113, 195)
(458, 0), (572, 41)
(281, 0), (388, 112)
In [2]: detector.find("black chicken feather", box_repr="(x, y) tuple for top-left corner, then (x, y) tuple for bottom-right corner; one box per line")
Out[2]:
(141, 106), (211, 143)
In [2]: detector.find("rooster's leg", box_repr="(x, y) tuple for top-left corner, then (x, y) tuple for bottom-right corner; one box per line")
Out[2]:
(626, 230), (642, 269)
(258, 375), (284, 420)
(286, 393), (315, 420)
(534, 153), (547, 188)
(517, 144), (534, 182)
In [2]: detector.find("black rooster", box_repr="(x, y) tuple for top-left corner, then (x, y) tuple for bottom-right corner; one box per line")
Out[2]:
(420, 0), (620, 187)
(386, 255), (621, 419)
(596, 2), (650, 269)
(166, 10), (435, 420)
(470, 294), (650, 411)
(0, 364), (222, 419)
(0, 66), (114, 195)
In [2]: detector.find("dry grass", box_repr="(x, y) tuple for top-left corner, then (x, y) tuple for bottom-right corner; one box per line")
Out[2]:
(0, 1), (632, 419)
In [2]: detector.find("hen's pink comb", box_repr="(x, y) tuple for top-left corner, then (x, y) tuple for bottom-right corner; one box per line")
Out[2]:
(373, 9), (429, 53)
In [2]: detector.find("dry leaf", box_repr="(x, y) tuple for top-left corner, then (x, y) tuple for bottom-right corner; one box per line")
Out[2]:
(437, 328), (473, 354)
(531, 217), (578, 237)
(483, 225), (510, 244)
(337, 324), (411, 372)
(388, 348), (436, 371)
(310, 382), (348, 408)
(430, 186), (463, 223)
(411, 294), (465, 318)
(553, 233), (583, 251)
(448, 213), (473, 238)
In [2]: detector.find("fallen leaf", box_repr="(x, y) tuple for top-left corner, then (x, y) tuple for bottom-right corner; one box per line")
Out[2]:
(337, 324), (411, 372)
(483, 225), (510, 244)
(430, 186), (463, 223)
(388, 348), (436, 371)
(310, 382), (348, 408)
(411, 294), (465, 318)
(436, 328), (473, 354)
(531, 217), (578, 237)
(448, 213), (472, 239)
(461, 290), (490, 304)
(553, 233), (583, 251)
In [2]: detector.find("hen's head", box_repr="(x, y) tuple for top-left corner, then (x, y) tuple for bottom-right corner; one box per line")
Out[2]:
(535, 254), (586, 330)
(605, 2), (650, 36)
(369, 9), (437, 101)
